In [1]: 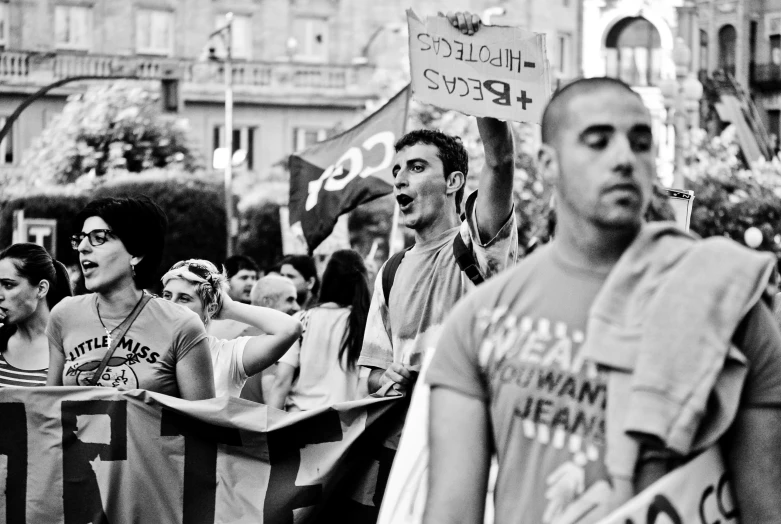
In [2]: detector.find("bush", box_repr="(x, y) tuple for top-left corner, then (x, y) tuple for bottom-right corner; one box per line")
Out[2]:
(236, 200), (283, 272)
(1, 172), (228, 291)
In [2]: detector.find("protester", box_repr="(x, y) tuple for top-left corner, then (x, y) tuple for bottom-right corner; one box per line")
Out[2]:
(238, 274), (301, 403)
(424, 77), (781, 523)
(208, 255), (260, 339)
(162, 259), (301, 398)
(247, 274), (301, 316)
(279, 254), (320, 309)
(224, 255), (260, 304)
(0, 243), (72, 387)
(46, 196), (216, 400)
(269, 249), (370, 411)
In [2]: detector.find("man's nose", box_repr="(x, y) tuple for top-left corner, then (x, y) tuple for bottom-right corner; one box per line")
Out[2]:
(394, 170), (408, 189)
(612, 136), (636, 176)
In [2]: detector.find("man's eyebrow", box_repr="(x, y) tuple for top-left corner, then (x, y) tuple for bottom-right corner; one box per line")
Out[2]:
(629, 123), (653, 134)
(393, 157), (430, 175)
(579, 124), (615, 139)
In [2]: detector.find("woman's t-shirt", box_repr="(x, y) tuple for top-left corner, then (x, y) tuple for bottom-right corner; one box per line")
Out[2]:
(47, 294), (208, 397)
(0, 325), (48, 387)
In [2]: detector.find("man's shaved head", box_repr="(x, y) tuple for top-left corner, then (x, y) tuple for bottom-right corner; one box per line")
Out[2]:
(250, 274), (300, 315)
(541, 77), (642, 145)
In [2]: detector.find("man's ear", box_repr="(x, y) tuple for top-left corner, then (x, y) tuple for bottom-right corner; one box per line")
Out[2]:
(306, 277), (316, 291)
(446, 170), (465, 196)
(538, 144), (559, 186)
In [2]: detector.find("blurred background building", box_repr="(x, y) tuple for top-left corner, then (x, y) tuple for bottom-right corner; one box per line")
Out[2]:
(0, 0), (777, 184)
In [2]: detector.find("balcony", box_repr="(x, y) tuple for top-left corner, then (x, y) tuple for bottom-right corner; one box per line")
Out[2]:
(751, 62), (781, 91)
(0, 50), (376, 106)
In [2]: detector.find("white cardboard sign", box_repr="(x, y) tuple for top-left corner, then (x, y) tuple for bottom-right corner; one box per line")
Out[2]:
(407, 10), (551, 124)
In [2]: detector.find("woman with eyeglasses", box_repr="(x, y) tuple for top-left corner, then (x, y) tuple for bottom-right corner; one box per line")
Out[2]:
(0, 243), (72, 387)
(161, 259), (302, 397)
(46, 196), (216, 400)
(268, 249), (370, 411)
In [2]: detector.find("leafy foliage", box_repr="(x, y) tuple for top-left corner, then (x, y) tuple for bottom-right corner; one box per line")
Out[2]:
(20, 82), (202, 188)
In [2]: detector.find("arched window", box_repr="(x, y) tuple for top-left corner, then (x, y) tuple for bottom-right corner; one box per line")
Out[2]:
(605, 17), (662, 86)
(700, 29), (709, 73)
(718, 24), (736, 75)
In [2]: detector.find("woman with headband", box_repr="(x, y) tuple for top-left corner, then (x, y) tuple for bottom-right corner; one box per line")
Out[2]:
(162, 259), (302, 397)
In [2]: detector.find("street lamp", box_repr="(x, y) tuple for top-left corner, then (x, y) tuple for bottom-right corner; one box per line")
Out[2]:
(207, 12), (235, 256)
(352, 23), (404, 65)
(660, 37), (703, 188)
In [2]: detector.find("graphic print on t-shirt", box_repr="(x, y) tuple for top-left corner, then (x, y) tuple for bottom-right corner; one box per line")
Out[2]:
(476, 307), (610, 524)
(64, 335), (161, 389)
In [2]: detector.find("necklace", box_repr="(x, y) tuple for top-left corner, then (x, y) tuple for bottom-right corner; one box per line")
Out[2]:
(95, 292), (145, 349)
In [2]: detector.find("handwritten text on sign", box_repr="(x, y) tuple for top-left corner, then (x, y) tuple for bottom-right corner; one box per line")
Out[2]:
(407, 10), (551, 124)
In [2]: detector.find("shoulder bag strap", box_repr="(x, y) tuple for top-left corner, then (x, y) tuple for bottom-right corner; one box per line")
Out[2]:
(88, 294), (153, 386)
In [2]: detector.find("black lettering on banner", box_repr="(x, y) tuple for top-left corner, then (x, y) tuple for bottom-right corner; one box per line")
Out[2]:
(61, 400), (127, 524)
(507, 48), (522, 72)
(160, 409), (242, 524)
(417, 33), (432, 51)
(483, 80), (511, 106)
(0, 403), (27, 524)
(517, 90), (534, 110)
(469, 78), (483, 100)
(716, 473), (738, 519)
(454, 40), (464, 60)
(424, 69), (440, 90)
(464, 43), (479, 63)
(264, 409), (343, 524)
(444, 76), (457, 95)
(647, 495), (683, 524)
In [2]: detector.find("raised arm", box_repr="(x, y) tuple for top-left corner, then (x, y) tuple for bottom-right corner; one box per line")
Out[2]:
(445, 11), (516, 241)
(216, 293), (303, 377)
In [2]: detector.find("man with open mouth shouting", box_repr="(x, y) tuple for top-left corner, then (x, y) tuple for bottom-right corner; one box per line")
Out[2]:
(358, 11), (520, 524)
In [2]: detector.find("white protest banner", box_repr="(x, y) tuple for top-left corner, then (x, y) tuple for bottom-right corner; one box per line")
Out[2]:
(407, 10), (551, 124)
(596, 445), (738, 524)
(0, 387), (405, 524)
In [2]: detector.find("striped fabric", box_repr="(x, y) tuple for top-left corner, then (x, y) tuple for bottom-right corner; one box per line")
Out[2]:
(0, 352), (48, 387)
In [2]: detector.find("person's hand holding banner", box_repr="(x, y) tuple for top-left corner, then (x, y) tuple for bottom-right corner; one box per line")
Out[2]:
(407, 9), (551, 124)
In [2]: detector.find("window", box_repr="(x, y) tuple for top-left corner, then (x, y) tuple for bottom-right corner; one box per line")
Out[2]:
(0, 3), (7, 47)
(292, 16), (329, 62)
(772, 35), (781, 65)
(0, 117), (14, 165)
(293, 127), (327, 152)
(215, 14), (251, 59)
(700, 29), (709, 72)
(605, 17), (662, 86)
(718, 24), (737, 75)
(213, 125), (256, 170)
(136, 9), (173, 55)
(55, 5), (92, 50)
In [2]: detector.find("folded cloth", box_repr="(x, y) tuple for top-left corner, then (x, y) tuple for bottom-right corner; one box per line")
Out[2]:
(582, 222), (775, 462)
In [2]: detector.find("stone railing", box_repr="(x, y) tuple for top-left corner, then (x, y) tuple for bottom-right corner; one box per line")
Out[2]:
(0, 50), (368, 93)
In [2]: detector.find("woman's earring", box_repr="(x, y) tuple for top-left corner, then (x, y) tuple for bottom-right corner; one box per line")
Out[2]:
(130, 263), (137, 279)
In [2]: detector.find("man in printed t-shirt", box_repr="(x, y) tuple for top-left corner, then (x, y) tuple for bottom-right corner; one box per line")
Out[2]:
(424, 78), (781, 524)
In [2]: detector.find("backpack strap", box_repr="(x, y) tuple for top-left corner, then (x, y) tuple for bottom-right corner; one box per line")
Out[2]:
(453, 232), (484, 286)
(382, 247), (411, 306)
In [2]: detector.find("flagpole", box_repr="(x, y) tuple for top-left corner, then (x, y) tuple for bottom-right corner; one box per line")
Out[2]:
(388, 201), (401, 256)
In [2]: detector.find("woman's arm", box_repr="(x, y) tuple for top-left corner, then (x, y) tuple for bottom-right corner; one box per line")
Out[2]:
(216, 294), (303, 377)
(268, 362), (296, 410)
(46, 341), (65, 386)
(176, 338), (216, 400)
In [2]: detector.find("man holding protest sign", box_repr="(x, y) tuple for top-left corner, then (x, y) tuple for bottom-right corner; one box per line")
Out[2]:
(424, 77), (781, 524)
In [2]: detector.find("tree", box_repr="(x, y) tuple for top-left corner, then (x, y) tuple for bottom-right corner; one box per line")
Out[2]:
(19, 81), (202, 188)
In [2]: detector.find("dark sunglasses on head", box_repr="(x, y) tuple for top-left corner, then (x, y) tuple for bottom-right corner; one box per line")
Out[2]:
(170, 261), (214, 281)
(71, 229), (114, 250)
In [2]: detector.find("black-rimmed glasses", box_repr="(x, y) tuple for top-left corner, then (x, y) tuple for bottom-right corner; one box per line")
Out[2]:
(71, 229), (114, 250)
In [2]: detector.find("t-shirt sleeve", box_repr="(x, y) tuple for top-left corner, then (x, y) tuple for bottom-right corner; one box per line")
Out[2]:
(279, 339), (301, 368)
(45, 299), (67, 354)
(173, 309), (210, 362)
(425, 291), (488, 401)
(231, 336), (250, 382)
(357, 268), (394, 370)
(461, 190), (519, 280)
(733, 300), (781, 407)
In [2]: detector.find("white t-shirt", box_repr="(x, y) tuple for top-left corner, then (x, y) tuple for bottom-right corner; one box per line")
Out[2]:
(207, 319), (250, 341)
(208, 335), (249, 397)
(279, 304), (360, 412)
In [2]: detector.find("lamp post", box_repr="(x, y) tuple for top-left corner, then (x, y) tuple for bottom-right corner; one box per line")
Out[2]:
(660, 37), (703, 189)
(207, 12), (235, 256)
(352, 23), (404, 65)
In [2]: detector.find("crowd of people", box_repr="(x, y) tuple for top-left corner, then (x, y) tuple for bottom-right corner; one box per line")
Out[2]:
(2, 10), (781, 524)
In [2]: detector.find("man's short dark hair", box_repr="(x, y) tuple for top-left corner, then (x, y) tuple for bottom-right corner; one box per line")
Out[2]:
(541, 77), (642, 145)
(224, 255), (259, 279)
(395, 129), (470, 213)
(76, 195), (168, 289)
(279, 254), (320, 297)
